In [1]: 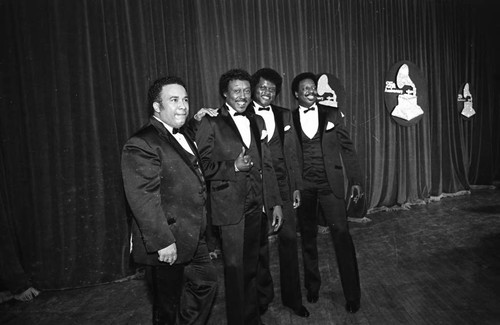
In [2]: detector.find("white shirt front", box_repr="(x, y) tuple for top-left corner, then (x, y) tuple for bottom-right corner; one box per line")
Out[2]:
(153, 116), (194, 155)
(253, 102), (275, 142)
(299, 104), (319, 139)
(227, 104), (251, 148)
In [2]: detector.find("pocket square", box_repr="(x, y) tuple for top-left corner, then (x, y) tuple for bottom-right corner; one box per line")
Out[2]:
(261, 130), (268, 140)
(326, 121), (335, 130)
(284, 125), (291, 132)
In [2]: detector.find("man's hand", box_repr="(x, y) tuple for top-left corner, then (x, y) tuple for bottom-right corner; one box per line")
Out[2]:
(158, 243), (177, 265)
(194, 108), (219, 121)
(234, 146), (253, 172)
(271, 205), (284, 232)
(292, 190), (301, 209)
(350, 185), (363, 203)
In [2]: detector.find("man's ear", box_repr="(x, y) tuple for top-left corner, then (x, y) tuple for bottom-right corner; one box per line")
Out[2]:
(294, 91), (298, 99)
(153, 102), (161, 113)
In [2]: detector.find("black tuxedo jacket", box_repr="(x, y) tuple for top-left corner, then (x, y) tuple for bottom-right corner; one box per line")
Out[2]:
(292, 104), (363, 199)
(196, 105), (282, 226)
(247, 103), (303, 197)
(122, 117), (207, 265)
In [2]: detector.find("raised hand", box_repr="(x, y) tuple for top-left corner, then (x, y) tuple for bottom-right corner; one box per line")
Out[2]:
(234, 146), (253, 172)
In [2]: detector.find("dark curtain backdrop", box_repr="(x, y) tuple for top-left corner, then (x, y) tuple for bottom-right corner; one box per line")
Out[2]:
(1, 0), (499, 289)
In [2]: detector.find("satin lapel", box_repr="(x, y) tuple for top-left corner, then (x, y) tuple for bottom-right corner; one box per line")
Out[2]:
(318, 105), (327, 142)
(248, 115), (262, 158)
(273, 106), (285, 145)
(220, 106), (247, 149)
(151, 118), (204, 184)
(292, 108), (303, 149)
(183, 133), (206, 183)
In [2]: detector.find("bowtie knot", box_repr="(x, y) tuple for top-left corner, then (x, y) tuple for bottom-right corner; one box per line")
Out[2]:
(173, 128), (180, 134)
(303, 106), (316, 113)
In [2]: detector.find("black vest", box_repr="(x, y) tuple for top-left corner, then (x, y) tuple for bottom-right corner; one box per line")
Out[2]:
(301, 128), (330, 190)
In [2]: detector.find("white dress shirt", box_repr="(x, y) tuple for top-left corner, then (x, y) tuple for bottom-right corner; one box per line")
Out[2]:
(299, 104), (319, 139)
(253, 102), (275, 142)
(227, 104), (251, 148)
(153, 116), (194, 155)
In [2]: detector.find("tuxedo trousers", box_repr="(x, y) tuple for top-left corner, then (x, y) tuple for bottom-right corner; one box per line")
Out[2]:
(219, 209), (263, 325)
(146, 239), (217, 325)
(257, 198), (303, 310)
(297, 186), (361, 303)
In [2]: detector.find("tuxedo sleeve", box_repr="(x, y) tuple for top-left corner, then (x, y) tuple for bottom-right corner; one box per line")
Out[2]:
(336, 125), (363, 186)
(195, 117), (239, 181)
(121, 137), (175, 253)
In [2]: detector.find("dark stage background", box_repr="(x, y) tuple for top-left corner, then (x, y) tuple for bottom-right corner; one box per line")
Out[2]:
(1, 0), (499, 290)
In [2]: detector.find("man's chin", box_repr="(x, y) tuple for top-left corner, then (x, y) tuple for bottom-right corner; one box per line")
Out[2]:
(175, 119), (187, 127)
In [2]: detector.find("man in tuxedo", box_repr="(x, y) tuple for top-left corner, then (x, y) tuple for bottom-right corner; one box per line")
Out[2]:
(290, 72), (363, 313)
(247, 68), (309, 318)
(121, 76), (217, 324)
(196, 69), (283, 325)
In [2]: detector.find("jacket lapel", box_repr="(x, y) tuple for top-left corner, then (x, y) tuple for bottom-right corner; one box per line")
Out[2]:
(150, 117), (204, 184)
(248, 114), (262, 158)
(273, 105), (285, 145)
(292, 108), (303, 149)
(318, 105), (327, 142)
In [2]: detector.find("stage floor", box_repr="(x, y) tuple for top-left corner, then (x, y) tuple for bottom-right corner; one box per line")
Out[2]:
(1, 188), (499, 324)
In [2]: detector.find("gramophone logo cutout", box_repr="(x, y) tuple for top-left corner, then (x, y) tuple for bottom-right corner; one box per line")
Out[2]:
(384, 61), (428, 126)
(457, 82), (475, 120)
(317, 74), (338, 107)
(316, 73), (345, 110)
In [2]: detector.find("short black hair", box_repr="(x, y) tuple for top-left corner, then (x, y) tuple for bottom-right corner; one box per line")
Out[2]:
(291, 72), (316, 95)
(251, 68), (282, 95)
(219, 69), (252, 98)
(147, 76), (187, 116)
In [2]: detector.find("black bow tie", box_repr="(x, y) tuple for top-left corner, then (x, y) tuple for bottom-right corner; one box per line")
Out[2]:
(303, 107), (316, 113)
(258, 106), (270, 111)
(234, 112), (246, 117)
(173, 128), (180, 134)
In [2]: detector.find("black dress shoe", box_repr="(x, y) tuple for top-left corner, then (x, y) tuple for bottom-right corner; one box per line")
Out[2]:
(293, 305), (310, 317)
(306, 292), (319, 303)
(259, 304), (269, 315)
(345, 300), (360, 313)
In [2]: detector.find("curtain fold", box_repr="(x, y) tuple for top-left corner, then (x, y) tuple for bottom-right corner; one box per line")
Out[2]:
(1, 0), (498, 289)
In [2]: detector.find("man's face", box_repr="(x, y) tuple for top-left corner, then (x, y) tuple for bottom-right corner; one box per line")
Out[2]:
(153, 84), (189, 129)
(253, 78), (277, 107)
(295, 78), (317, 108)
(224, 79), (251, 113)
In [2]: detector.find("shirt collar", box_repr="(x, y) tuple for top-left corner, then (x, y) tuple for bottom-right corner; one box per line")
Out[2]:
(253, 101), (271, 111)
(299, 103), (318, 112)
